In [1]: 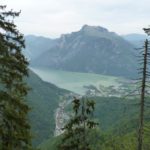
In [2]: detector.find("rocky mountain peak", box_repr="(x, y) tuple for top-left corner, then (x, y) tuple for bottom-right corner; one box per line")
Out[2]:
(29, 25), (136, 78)
(81, 24), (108, 33)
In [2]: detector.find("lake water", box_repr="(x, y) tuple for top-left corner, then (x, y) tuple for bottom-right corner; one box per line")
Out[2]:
(31, 67), (123, 95)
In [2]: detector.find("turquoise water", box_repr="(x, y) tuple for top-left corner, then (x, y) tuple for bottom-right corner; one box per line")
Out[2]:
(31, 67), (124, 95)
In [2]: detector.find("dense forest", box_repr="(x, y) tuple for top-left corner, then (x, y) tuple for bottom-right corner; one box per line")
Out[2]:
(0, 4), (150, 150)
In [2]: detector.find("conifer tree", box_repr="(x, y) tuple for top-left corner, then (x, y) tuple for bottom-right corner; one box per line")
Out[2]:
(58, 97), (98, 150)
(0, 5), (33, 150)
(137, 27), (150, 150)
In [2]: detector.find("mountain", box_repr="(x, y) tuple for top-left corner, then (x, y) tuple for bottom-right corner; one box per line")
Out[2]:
(26, 70), (72, 145)
(23, 35), (57, 60)
(30, 25), (137, 78)
(122, 33), (146, 47)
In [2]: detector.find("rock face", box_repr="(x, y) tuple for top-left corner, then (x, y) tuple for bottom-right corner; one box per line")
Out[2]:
(54, 94), (75, 136)
(54, 100), (67, 136)
(30, 25), (137, 77)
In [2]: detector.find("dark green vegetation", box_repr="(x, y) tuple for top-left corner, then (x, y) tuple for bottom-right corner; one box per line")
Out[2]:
(26, 71), (71, 145)
(38, 96), (150, 150)
(29, 29), (150, 150)
(136, 35), (150, 150)
(39, 129), (137, 150)
(0, 4), (149, 150)
(58, 98), (98, 150)
(0, 6), (33, 149)
(27, 25), (137, 78)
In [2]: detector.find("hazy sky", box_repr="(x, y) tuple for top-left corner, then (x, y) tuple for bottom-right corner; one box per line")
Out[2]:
(1, 0), (150, 38)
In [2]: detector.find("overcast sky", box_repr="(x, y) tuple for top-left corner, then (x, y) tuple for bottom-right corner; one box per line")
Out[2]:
(1, 0), (150, 38)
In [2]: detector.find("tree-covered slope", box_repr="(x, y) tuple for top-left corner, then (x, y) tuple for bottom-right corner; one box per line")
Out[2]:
(38, 96), (150, 150)
(26, 70), (72, 145)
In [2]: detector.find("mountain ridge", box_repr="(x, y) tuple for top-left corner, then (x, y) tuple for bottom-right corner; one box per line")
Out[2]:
(29, 25), (137, 78)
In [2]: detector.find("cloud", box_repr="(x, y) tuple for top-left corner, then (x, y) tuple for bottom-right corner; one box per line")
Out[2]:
(1, 0), (150, 37)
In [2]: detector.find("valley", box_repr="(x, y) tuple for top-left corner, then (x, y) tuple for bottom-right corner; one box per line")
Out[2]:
(31, 67), (136, 96)
(24, 26), (149, 149)
(1, 1), (150, 149)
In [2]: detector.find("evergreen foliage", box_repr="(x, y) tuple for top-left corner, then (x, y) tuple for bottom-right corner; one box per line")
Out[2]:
(136, 28), (150, 150)
(26, 70), (70, 146)
(39, 96), (150, 150)
(0, 5), (33, 149)
(58, 97), (98, 150)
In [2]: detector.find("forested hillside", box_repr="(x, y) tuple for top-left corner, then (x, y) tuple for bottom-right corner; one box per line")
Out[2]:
(1, 2), (150, 150)
(39, 96), (150, 150)
(26, 71), (72, 145)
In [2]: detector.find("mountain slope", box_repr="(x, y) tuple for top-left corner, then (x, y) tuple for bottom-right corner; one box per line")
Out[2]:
(122, 33), (146, 47)
(38, 96), (150, 150)
(23, 35), (57, 60)
(39, 97), (150, 150)
(26, 70), (71, 145)
(31, 25), (137, 77)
